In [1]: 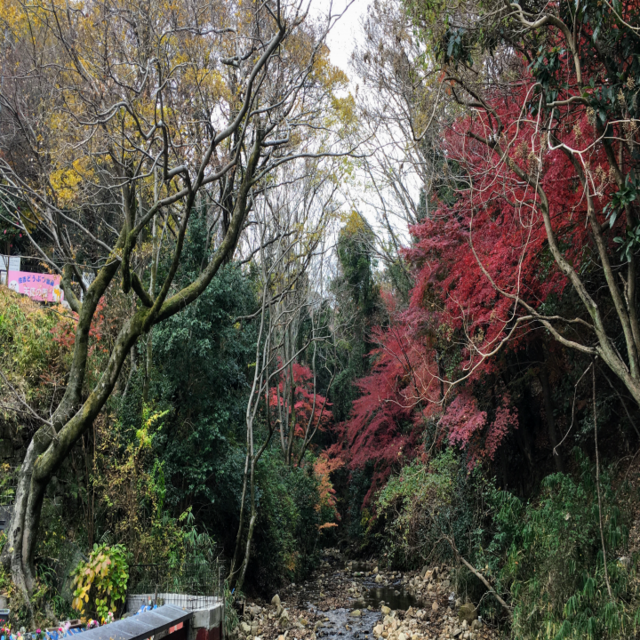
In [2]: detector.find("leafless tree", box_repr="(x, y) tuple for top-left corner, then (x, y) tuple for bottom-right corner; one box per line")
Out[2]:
(227, 162), (338, 590)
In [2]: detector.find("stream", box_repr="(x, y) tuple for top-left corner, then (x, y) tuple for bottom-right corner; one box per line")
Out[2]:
(237, 550), (496, 640)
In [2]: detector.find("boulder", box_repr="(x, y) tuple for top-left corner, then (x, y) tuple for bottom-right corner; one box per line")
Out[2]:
(350, 609), (362, 617)
(271, 594), (281, 607)
(381, 605), (391, 615)
(458, 603), (477, 624)
(240, 622), (251, 634)
(375, 574), (384, 584)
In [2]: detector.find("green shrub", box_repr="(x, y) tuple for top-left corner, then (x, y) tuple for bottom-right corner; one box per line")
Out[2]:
(246, 453), (322, 592)
(374, 450), (481, 569)
(485, 451), (640, 639)
(71, 543), (129, 622)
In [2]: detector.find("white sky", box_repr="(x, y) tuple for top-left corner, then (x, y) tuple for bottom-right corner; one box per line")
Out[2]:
(310, 0), (416, 246)
(312, 0), (370, 77)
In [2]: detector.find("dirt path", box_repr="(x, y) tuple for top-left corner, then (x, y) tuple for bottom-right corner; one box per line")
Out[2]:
(232, 550), (502, 640)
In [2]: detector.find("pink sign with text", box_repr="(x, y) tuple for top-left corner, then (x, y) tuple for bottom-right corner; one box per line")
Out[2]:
(7, 270), (64, 303)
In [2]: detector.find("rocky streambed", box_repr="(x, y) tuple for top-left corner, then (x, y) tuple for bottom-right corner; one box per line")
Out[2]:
(232, 551), (501, 640)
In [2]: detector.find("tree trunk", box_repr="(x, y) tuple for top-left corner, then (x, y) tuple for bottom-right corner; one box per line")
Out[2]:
(2, 310), (145, 600)
(228, 451), (250, 587)
(540, 369), (564, 473)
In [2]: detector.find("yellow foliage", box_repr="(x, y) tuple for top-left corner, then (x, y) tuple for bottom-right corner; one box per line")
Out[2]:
(342, 210), (368, 236)
(49, 158), (93, 206)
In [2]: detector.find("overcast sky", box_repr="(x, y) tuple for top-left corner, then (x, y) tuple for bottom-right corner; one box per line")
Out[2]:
(312, 0), (369, 76)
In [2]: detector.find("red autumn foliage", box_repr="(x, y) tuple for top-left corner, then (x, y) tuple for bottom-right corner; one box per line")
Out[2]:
(334, 59), (623, 499)
(270, 362), (332, 445)
(442, 392), (518, 468)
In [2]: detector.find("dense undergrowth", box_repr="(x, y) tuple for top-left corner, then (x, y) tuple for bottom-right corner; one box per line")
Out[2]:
(369, 448), (640, 638)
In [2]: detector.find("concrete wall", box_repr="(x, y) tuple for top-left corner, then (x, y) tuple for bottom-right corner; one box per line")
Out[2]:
(190, 603), (224, 640)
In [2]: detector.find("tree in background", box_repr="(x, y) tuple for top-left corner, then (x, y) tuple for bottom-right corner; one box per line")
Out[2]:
(329, 212), (382, 423)
(228, 163), (340, 590)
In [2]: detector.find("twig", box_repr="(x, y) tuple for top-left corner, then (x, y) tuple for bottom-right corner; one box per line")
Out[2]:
(554, 362), (593, 455)
(445, 536), (512, 617)
(593, 360), (613, 600)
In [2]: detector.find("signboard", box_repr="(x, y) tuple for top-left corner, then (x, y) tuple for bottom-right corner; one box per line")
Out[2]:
(7, 270), (64, 303)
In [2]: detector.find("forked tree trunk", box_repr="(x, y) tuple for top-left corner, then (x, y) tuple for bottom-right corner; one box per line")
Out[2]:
(2, 130), (264, 601)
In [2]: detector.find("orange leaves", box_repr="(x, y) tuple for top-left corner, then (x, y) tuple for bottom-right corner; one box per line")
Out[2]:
(313, 453), (343, 527)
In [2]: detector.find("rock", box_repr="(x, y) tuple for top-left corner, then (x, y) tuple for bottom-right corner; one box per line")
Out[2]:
(272, 594), (281, 607)
(398, 634), (407, 640)
(313, 622), (322, 631)
(471, 619), (482, 630)
(452, 628), (462, 638)
(240, 622), (251, 634)
(374, 567), (379, 574)
(299, 618), (309, 627)
(381, 605), (391, 615)
(431, 601), (439, 613)
(455, 598), (462, 608)
(276, 604), (283, 617)
(248, 606), (262, 617)
(278, 610), (290, 628)
(350, 609), (362, 617)
(375, 574), (384, 584)
(277, 636), (286, 640)
(441, 579), (450, 589)
(461, 620), (468, 630)
(373, 624), (384, 636)
(458, 604), (477, 624)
